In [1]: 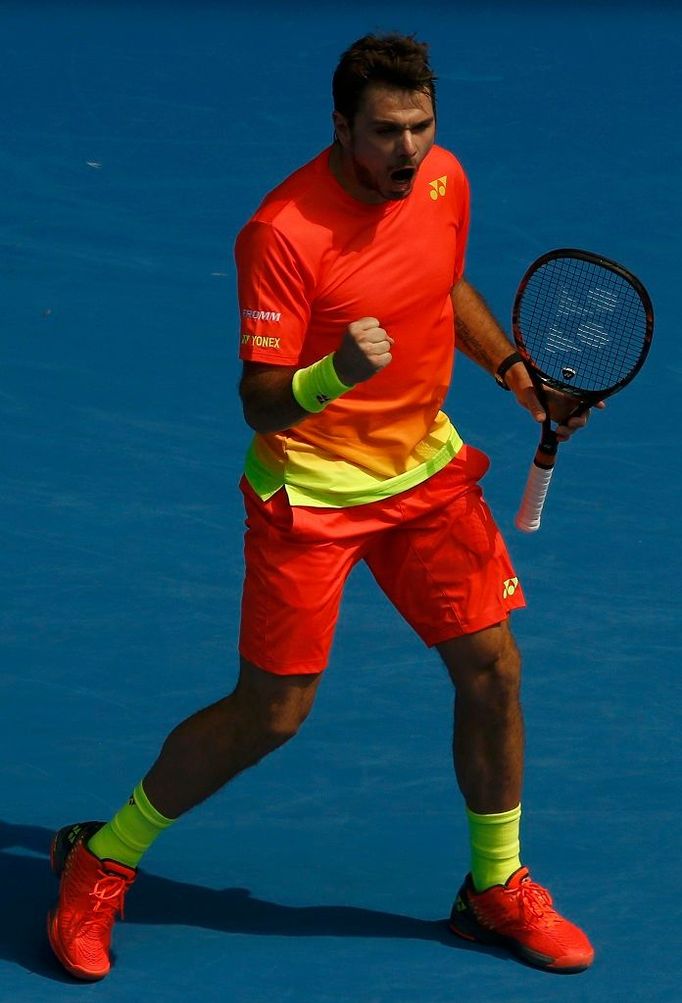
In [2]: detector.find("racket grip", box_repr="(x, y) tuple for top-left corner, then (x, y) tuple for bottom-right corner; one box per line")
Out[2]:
(515, 462), (554, 533)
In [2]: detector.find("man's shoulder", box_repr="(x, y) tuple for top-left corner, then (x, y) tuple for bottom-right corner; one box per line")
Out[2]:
(249, 149), (331, 229)
(236, 148), (337, 269)
(426, 145), (468, 184)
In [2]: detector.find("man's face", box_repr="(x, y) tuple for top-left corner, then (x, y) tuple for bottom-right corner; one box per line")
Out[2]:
(333, 84), (436, 203)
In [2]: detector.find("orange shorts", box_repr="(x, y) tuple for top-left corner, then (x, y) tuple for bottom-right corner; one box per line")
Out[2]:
(239, 445), (525, 675)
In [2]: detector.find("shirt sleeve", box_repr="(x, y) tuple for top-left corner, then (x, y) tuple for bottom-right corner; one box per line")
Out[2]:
(453, 165), (471, 284)
(235, 220), (312, 366)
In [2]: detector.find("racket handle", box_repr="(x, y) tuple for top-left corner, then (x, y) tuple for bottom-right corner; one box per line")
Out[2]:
(515, 461), (554, 533)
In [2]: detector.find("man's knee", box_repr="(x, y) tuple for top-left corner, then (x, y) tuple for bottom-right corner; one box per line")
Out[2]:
(438, 621), (521, 702)
(247, 699), (311, 749)
(233, 657), (322, 751)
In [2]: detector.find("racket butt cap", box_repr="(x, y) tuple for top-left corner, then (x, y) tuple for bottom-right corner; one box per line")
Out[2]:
(514, 514), (541, 533)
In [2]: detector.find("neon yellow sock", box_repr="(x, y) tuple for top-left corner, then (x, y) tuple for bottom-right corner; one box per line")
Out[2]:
(466, 803), (522, 892)
(88, 782), (174, 868)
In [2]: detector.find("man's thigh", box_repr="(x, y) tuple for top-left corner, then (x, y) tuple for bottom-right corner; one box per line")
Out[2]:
(239, 481), (366, 675)
(365, 450), (526, 646)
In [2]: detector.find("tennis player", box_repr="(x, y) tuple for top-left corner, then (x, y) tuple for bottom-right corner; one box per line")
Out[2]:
(47, 34), (595, 979)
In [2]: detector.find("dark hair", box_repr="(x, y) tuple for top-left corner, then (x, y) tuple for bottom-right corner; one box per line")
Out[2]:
(332, 34), (437, 125)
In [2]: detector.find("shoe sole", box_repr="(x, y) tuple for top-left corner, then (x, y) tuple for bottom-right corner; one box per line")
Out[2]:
(449, 919), (592, 974)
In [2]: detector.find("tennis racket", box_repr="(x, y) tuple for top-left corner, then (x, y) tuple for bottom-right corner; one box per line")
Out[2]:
(513, 248), (653, 532)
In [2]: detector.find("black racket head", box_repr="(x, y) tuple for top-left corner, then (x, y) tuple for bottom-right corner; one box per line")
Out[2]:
(512, 248), (654, 400)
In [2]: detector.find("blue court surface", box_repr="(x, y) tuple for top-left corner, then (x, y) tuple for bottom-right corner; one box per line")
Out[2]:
(2, 1), (681, 1000)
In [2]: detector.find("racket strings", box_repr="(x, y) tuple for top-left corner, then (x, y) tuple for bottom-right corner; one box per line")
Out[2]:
(519, 257), (648, 393)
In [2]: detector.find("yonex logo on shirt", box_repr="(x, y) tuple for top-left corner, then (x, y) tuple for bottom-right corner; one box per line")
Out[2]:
(428, 175), (448, 200)
(242, 334), (281, 350)
(242, 308), (282, 322)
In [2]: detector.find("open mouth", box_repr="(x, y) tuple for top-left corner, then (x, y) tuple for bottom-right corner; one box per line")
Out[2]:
(390, 167), (416, 184)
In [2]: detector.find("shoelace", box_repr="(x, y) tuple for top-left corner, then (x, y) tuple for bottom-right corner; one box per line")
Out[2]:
(478, 878), (559, 931)
(515, 880), (558, 927)
(85, 873), (130, 926)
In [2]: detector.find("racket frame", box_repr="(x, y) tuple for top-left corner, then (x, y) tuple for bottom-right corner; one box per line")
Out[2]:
(511, 247), (654, 531)
(512, 247), (654, 403)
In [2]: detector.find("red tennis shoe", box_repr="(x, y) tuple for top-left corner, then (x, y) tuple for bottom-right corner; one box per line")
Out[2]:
(47, 821), (136, 981)
(449, 866), (594, 973)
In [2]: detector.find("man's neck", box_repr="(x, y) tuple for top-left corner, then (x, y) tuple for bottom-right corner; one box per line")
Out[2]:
(328, 143), (384, 205)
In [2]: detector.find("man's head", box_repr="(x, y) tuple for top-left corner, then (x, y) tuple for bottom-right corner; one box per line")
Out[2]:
(331, 34), (437, 203)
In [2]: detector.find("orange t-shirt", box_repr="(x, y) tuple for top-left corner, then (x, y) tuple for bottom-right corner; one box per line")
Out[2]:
(235, 144), (470, 506)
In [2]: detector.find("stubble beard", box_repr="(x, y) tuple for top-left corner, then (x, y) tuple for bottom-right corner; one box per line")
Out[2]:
(350, 154), (408, 202)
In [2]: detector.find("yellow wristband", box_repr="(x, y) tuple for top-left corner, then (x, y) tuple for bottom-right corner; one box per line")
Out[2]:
(291, 354), (353, 413)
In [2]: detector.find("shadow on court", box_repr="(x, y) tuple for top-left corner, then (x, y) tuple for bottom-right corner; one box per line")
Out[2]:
(1, 820), (511, 981)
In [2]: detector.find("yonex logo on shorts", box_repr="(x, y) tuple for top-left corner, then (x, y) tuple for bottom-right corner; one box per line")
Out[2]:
(503, 577), (519, 599)
(241, 308), (282, 322)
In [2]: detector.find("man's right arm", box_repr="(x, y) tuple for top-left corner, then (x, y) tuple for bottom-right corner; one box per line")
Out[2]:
(239, 317), (394, 434)
(239, 362), (305, 434)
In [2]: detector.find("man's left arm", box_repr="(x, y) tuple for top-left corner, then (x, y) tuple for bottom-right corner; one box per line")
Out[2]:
(451, 278), (601, 440)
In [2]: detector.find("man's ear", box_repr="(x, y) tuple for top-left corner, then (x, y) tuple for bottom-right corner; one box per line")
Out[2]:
(332, 111), (351, 148)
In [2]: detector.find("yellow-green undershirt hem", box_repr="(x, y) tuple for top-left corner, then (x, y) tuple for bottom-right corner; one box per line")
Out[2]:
(244, 425), (464, 509)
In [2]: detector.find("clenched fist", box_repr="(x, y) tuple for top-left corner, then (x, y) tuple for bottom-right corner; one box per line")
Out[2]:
(332, 317), (394, 386)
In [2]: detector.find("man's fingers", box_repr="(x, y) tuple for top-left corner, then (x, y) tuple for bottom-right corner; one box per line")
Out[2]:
(365, 329), (392, 347)
(350, 317), (388, 341)
(353, 316), (381, 330)
(556, 401), (605, 440)
(335, 316), (394, 383)
(350, 320), (391, 345)
(518, 386), (546, 423)
(350, 318), (393, 362)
